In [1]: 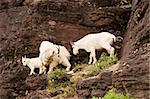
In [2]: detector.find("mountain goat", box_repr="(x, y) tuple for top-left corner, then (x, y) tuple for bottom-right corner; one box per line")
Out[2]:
(22, 56), (46, 75)
(39, 41), (71, 73)
(71, 32), (116, 64)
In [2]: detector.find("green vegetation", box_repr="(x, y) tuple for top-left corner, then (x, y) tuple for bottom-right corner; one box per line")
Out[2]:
(48, 69), (70, 90)
(85, 53), (118, 76)
(91, 88), (134, 99)
(73, 64), (85, 72)
(48, 69), (77, 98)
(48, 69), (67, 81)
(53, 85), (76, 99)
(70, 74), (83, 84)
(102, 88), (134, 99)
(91, 96), (99, 99)
(47, 53), (118, 98)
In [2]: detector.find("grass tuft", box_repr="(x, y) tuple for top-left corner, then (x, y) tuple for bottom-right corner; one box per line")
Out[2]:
(48, 69), (77, 98)
(102, 88), (134, 99)
(47, 53), (118, 98)
(73, 64), (85, 72)
(48, 69), (67, 81)
(85, 53), (118, 76)
(92, 88), (134, 99)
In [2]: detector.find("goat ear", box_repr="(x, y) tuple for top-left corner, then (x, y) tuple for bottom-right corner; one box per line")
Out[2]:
(70, 42), (74, 46)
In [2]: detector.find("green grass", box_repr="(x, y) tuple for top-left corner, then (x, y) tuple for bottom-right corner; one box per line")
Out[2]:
(48, 68), (67, 81)
(48, 69), (77, 98)
(62, 85), (76, 97)
(92, 88), (134, 99)
(91, 96), (99, 99)
(102, 88), (134, 99)
(73, 64), (85, 72)
(85, 53), (118, 76)
(48, 69), (69, 90)
(70, 74), (83, 84)
(47, 53), (118, 98)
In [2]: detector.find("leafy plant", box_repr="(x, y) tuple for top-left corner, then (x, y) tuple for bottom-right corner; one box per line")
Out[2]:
(63, 85), (77, 97)
(91, 88), (134, 99)
(47, 53), (118, 98)
(70, 74), (83, 84)
(48, 68), (67, 80)
(91, 96), (100, 99)
(102, 88), (134, 99)
(48, 69), (69, 90)
(85, 53), (118, 76)
(73, 64), (86, 72)
(48, 69), (77, 98)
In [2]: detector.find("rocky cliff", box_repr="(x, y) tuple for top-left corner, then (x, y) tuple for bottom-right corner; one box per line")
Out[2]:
(0, 0), (149, 99)
(77, 0), (150, 98)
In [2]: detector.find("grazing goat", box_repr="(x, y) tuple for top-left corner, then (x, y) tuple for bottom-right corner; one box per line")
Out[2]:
(39, 41), (71, 73)
(22, 56), (46, 75)
(71, 32), (116, 64)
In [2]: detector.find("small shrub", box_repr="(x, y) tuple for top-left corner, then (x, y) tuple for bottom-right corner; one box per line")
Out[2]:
(52, 85), (77, 99)
(47, 69), (77, 98)
(63, 85), (77, 97)
(91, 88), (134, 99)
(102, 88), (134, 99)
(91, 96), (100, 99)
(48, 69), (69, 90)
(85, 53), (118, 76)
(47, 53), (118, 98)
(73, 64), (85, 72)
(48, 69), (67, 80)
(84, 65), (100, 76)
(70, 74), (83, 84)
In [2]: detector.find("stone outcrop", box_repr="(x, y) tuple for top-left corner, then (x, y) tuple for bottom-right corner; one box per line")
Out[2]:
(77, 70), (113, 98)
(76, 0), (150, 98)
(1, 0), (148, 99)
(113, 0), (150, 98)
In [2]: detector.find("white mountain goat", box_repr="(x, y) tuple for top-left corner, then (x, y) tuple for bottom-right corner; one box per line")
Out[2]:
(22, 56), (46, 75)
(71, 32), (116, 64)
(39, 41), (71, 73)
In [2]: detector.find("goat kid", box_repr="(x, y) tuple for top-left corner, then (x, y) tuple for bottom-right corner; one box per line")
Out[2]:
(22, 56), (46, 75)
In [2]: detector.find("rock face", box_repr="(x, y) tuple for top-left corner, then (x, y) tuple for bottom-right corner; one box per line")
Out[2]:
(77, 0), (150, 99)
(0, 61), (28, 99)
(1, 0), (148, 99)
(77, 70), (113, 98)
(113, 0), (150, 98)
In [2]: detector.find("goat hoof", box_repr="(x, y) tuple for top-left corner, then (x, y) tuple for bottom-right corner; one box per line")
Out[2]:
(66, 68), (70, 71)
(88, 62), (91, 64)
